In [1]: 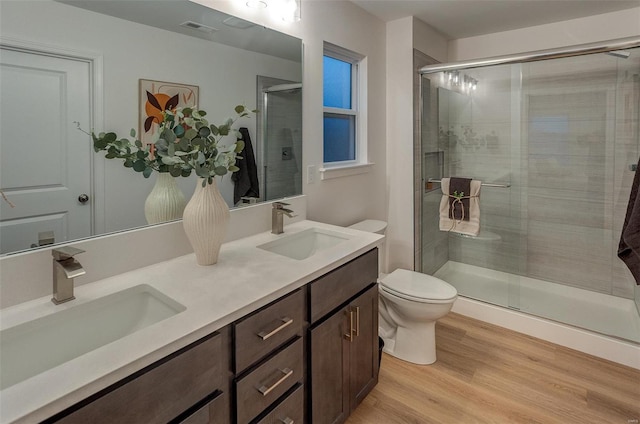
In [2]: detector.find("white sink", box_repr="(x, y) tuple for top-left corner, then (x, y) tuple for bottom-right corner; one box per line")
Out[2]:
(0, 284), (185, 390)
(257, 227), (351, 260)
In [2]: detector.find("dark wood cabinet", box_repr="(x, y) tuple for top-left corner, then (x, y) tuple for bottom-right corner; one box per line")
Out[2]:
(49, 327), (231, 424)
(233, 289), (307, 424)
(43, 249), (379, 424)
(308, 249), (379, 424)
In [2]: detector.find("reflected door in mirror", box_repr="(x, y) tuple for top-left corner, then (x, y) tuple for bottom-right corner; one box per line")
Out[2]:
(0, 48), (92, 254)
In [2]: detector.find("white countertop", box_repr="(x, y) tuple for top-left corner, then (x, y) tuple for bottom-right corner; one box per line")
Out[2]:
(0, 220), (383, 424)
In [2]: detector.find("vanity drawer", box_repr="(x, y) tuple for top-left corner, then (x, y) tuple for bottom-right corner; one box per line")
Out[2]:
(235, 337), (303, 424)
(254, 383), (304, 424)
(53, 331), (225, 424)
(234, 289), (304, 373)
(309, 248), (378, 323)
(173, 390), (227, 424)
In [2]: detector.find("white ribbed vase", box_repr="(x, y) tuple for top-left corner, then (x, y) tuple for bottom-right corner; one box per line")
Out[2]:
(144, 173), (186, 224)
(183, 178), (230, 266)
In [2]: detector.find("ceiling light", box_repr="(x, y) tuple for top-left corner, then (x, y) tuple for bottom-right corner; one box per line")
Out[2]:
(246, 0), (267, 8)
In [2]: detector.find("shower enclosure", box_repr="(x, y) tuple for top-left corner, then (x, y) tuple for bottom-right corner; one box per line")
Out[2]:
(256, 76), (303, 203)
(416, 38), (640, 344)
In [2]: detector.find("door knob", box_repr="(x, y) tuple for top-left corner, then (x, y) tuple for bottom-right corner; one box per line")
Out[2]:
(78, 194), (89, 203)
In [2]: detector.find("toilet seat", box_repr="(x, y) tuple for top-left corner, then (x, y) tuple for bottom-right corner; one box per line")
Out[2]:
(380, 269), (457, 304)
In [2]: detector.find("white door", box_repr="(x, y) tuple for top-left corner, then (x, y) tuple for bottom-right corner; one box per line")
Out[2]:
(0, 47), (92, 254)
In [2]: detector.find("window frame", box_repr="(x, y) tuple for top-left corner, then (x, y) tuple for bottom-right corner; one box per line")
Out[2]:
(321, 42), (371, 179)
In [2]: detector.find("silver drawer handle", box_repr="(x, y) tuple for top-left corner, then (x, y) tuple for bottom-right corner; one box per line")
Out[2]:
(280, 418), (294, 424)
(257, 367), (293, 396)
(257, 317), (293, 340)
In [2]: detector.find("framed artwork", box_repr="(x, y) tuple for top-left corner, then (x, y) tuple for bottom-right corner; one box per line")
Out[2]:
(139, 79), (199, 144)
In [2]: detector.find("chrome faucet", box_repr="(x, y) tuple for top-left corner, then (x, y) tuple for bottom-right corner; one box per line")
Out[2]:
(271, 202), (296, 234)
(51, 246), (86, 305)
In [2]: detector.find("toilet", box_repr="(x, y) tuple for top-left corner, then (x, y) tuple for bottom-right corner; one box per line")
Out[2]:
(348, 220), (458, 365)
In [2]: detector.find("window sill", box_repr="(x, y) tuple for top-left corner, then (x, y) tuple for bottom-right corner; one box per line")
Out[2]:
(319, 162), (375, 180)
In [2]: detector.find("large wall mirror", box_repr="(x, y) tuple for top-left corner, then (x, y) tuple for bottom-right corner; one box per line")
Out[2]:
(0, 0), (303, 255)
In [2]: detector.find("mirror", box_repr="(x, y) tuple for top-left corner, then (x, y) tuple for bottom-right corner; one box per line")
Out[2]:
(0, 0), (302, 255)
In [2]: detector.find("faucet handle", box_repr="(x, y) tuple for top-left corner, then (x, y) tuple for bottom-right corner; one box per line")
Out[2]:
(52, 246), (85, 261)
(273, 201), (290, 209)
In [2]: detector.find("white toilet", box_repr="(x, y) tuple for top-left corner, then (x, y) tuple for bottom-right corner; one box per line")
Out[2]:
(348, 220), (458, 365)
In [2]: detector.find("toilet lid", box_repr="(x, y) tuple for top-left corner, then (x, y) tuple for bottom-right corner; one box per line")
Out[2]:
(380, 269), (457, 302)
(348, 219), (387, 234)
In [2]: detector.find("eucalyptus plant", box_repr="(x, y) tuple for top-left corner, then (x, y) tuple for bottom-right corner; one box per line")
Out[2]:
(86, 105), (255, 186)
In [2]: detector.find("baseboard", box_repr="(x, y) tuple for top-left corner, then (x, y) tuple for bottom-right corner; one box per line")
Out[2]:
(452, 296), (640, 370)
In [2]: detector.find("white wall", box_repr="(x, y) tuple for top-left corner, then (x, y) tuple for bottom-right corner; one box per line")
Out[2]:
(449, 7), (640, 60)
(385, 17), (447, 272)
(196, 0), (388, 228)
(0, 0), (301, 234)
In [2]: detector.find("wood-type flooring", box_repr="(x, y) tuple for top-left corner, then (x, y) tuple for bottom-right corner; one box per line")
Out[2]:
(346, 313), (640, 424)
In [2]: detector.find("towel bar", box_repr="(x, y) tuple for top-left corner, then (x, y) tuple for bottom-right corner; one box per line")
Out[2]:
(427, 178), (511, 188)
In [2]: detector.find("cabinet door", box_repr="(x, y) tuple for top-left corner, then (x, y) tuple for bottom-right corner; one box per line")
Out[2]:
(310, 309), (350, 424)
(349, 284), (379, 411)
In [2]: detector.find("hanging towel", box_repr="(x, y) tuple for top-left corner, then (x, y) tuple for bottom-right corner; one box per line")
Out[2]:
(618, 157), (640, 284)
(232, 127), (260, 205)
(439, 177), (482, 236)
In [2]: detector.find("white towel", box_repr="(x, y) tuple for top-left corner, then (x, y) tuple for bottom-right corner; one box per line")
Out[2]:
(439, 178), (482, 236)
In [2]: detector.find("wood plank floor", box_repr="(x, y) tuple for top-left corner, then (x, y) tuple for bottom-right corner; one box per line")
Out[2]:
(346, 313), (640, 424)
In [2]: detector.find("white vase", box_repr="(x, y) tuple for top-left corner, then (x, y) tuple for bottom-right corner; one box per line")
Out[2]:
(144, 173), (186, 224)
(183, 178), (230, 265)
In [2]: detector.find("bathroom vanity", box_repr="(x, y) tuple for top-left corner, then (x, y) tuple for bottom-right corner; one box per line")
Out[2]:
(0, 221), (383, 424)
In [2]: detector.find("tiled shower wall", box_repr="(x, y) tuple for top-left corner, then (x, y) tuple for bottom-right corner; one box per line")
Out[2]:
(420, 48), (639, 299)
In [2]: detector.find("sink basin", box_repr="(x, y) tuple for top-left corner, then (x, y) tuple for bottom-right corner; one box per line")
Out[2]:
(257, 227), (350, 260)
(0, 284), (185, 390)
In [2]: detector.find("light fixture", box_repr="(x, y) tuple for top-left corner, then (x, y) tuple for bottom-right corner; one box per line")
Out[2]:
(270, 0), (300, 22)
(246, 0), (267, 8)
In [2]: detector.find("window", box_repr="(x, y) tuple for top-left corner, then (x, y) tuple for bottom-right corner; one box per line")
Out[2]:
(322, 43), (369, 178)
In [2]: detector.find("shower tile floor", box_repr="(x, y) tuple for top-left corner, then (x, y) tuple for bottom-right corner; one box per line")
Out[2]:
(434, 261), (640, 343)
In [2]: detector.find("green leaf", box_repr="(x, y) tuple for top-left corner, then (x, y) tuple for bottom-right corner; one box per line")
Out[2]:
(130, 128), (136, 137)
(229, 165), (240, 173)
(234, 105), (245, 114)
(210, 124), (219, 136)
(218, 125), (229, 136)
(104, 132), (117, 142)
(182, 107), (193, 116)
(214, 166), (228, 176)
(198, 126), (211, 138)
(168, 142), (175, 157)
(181, 169), (192, 178)
(142, 167), (153, 178)
(185, 128), (198, 140)
(198, 110), (207, 117)
(169, 167), (182, 177)
(162, 129), (176, 143)
(155, 138), (169, 151)
(133, 160), (146, 172)
(235, 140), (245, 153)
(173, 124), (185, 138)
(135, 139), (143, 149)
(124, 159), (134, 168)
(136, 150), (146, 159)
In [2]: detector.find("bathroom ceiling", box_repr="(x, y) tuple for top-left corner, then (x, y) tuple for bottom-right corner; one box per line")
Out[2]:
(350, 0), (640, 39)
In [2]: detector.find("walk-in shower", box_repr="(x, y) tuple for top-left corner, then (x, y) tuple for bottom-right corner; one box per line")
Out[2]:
(416, 37), (640, 346)
(256, 76), (303, 203)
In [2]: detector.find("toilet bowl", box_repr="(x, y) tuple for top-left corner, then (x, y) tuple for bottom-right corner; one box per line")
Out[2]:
(348, 220), (457, 365)
(378, 269), (457, 365)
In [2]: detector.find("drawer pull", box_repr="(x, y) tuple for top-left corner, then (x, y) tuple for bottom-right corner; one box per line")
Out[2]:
(280, 418), (294, 424)
(344, 310), (354, 341)
(353, 306), (360, 337)
(257, 367), (293, 396)
(257, 317), (293, 340)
